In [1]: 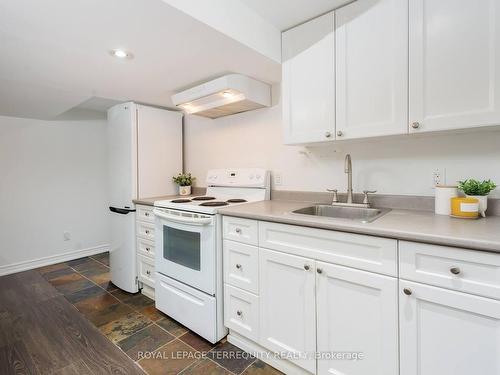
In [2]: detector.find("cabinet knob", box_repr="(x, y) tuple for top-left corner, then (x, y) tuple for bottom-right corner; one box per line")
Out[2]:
(145, 230), (150, 234)
(236, 264), (242, 270)
(146, 270), (151, 276)
(325, 132), (332, 138)
(317, 268), (323, 274)
(304, 265), (310, 271)
(235, 228), (242, 234)
(450, 267), (461, 275)
(403, 288), (412, 296)
(411, 122), (420, 129)
(146, 247), (150, 252)
(236, 310), (243, 317)
(336, 130), (343, 137)
(145, 212), (150, 217)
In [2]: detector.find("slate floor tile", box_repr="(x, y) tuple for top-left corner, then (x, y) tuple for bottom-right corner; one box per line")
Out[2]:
(87, 271), (111, 286)
(70, 258), (105, 273)
(117, 324), (175, 361)
(42, 267), (75, 281)
(181, 359), (232, 375)
(179, 331), (216, 352)
(85, 301), (135, 328)
(50, 274), (95, 295)
(137, 339), (198, 375)
(73, 292), (121, 317)
(65, 257), (91, 267)
(99, 311), (151, 343)
(37, 262), (69, 275)
(156, 316), (189, 337)
(78, 264), (109, 278)
(207, 342), (255, 374)
(140, 306), (165, 322)
(64, 285), (107, 304)
(91, 252), (110, 266)
(242, 360), (284, 375)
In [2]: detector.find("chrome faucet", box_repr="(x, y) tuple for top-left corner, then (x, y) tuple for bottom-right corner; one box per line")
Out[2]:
(345, 154), (353, 204)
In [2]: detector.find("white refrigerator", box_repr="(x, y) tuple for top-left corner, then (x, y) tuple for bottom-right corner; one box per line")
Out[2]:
(107, 102), (182, 293)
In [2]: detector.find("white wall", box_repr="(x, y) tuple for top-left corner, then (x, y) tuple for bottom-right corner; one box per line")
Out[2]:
(184, 103), (500, 198)
(0, 115), (109, 274)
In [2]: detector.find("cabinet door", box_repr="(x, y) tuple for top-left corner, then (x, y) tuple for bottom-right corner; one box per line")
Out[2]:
(400, 280), (500, 375)
(259, 248), (316, 373)
(409, 0), (500, 133)
(335, 0), (408, 139)
(316, 262), (398, 375)
(282, 12), (335, 144)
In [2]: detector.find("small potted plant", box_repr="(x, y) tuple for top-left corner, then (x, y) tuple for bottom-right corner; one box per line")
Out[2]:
(457, 179), (497, 217)
(172, 173), (195, 196)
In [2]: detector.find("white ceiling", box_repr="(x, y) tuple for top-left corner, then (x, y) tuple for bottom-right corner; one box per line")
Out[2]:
(0, 0), (280, 119)
(241, 0), (353, 30)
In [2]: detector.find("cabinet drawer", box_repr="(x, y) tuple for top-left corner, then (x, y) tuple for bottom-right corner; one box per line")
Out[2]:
(136, 221), (155, 241)
(138, 255), (155, 288)
(224, 284), (259, 342)
(223, 240), (259, 294)
(137, 237), (155, 259)
(259, 221), (398, 276)
(400, 241), (500, 300)
(136, 205), (154, 223)
(223, 217), (258, 246)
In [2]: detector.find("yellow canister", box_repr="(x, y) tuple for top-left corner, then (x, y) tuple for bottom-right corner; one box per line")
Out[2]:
(450, 197), (480, 219)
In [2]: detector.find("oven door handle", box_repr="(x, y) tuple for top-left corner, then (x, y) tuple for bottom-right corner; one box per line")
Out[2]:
(152, 209), (212, 226)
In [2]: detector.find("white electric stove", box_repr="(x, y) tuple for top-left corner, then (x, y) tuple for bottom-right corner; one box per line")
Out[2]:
(153, 168), (270, 343)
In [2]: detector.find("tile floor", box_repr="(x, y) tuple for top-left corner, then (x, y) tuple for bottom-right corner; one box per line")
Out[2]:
(37, 253), (282, 375)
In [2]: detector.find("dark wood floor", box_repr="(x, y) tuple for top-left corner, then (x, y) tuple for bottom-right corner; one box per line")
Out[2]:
(0, 254), (282, 375)
(0, 267), (145, 375)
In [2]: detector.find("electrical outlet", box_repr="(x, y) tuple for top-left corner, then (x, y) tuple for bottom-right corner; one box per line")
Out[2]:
(432, 168), (446, 186)
(63, 231), (71, 241)
(274, 172), (283, 186)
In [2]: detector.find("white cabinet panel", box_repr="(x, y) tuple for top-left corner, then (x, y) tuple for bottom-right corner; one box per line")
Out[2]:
(259, 248), (316, 373)
(282, 12), (335, 144)
(336, 0), (408, 139)
(223, 216), (258, 246)
(409, 0), (500, 133)
(400, 280), (500, 375)
(400, 241), (500, 300)
(317, 262), (398, 375)
(223, 240), (259, 294)
(224, 285), (259, 342)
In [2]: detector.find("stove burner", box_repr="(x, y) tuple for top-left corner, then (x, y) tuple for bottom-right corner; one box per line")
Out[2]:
(171, 199), (191, 203)
(192, 196), (216, 201)
(227, 199), (247, 203)
(199, 201), (229, 207)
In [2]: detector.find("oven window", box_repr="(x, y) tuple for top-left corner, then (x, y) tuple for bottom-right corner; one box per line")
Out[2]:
(163, 226), (201, 271)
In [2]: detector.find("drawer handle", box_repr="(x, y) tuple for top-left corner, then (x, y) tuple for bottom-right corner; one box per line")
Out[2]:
(236, 310), (243, 317)
(146, 270), (151, 276)
(403, 288), (412, 296)
(146, 247), (150, 252)
(235, 228), (242, 234)
(450, 267), (461, 275)
(316, 268), (323, 274)
(145, 230), (150, 234)
(235, 264), (242, 270)
(145, 212), (150, 217)
(304, 265), (310, 271)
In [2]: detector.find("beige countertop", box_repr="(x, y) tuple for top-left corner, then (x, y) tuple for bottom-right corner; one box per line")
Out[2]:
(218, 200), (500, 253)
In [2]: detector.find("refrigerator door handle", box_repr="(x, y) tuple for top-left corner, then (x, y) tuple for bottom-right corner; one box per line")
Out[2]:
(109, 206), (136, 215)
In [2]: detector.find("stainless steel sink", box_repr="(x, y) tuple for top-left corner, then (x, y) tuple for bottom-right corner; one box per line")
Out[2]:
(291, 205), (391, 223)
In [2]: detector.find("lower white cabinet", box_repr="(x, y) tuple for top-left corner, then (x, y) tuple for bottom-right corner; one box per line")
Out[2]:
(400, 280), (500, 375)
(316, 261), (398, 375)
(259, 248), (316, 374)
(136, 204), (156, 299)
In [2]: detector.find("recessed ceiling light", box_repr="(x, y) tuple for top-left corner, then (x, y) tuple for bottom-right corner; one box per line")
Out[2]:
(110, 49), (133, 59)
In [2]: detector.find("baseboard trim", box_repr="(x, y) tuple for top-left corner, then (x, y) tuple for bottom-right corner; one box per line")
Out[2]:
(0, 244), (110, 276)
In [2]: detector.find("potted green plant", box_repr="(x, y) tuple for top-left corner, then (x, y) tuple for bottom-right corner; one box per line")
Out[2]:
(172, 173), (195, 196)
(457, 179), (497, 217)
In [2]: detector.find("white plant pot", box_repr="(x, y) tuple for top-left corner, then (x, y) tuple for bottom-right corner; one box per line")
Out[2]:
(179, 185), (191, 196)
(466, 195), (488, 217)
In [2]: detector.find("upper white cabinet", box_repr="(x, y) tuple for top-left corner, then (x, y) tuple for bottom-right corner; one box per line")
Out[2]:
(400, 280), (500, 375)
(335, 0), (408, 139)
(282, 12), (335, 144)
(409, 0), (500, 133)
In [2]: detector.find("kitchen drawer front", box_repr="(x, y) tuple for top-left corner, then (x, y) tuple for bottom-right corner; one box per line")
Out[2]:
(224, 284), (259, 342)
(136, 204), (154, 223)
(137, 237), (155, 259)
(138, 255), (155, 288)
(400, 241), (500, 300)
(136, 221), (155, 241)
(223, 240), (259, 294)
(223, 216), (258, 246)
(259, 221), (398, 276)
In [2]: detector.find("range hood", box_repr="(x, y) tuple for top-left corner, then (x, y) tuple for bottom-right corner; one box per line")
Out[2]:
(171, 74), (271, 119)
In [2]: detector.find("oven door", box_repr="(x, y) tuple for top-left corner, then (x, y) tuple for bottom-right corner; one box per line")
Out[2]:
(153, 208), (216, 295)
